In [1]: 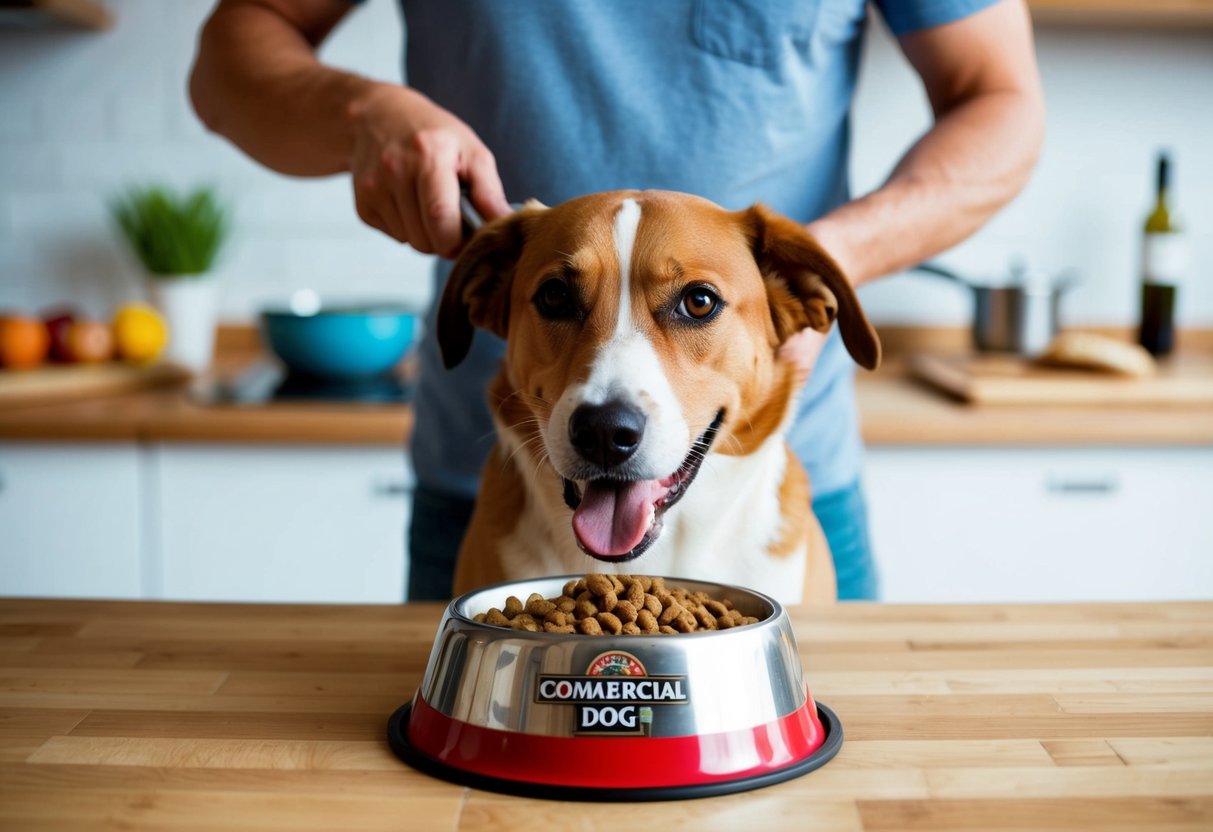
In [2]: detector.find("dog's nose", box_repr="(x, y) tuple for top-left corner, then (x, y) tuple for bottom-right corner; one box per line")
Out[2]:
(569, 399), (647, 470)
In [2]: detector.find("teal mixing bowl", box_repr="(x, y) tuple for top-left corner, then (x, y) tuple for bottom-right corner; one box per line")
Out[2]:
(260, 305), (418, 379)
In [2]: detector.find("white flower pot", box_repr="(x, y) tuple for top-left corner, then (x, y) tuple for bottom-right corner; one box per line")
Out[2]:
(145, 277), (218, 373)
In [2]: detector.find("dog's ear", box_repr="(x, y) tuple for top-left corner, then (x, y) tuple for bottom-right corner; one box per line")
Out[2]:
(742, 203), (881, 371)
(436, 206), (542, 369)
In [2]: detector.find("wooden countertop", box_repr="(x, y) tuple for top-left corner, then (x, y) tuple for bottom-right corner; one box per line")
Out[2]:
(0, 334), (413, 446)
(0, 327), (1210, 446)
(2, 598), (1210, 829)
(857, 372), (1213, 445)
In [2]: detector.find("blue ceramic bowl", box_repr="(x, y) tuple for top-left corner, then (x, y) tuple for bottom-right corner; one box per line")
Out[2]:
(261, 305), (418, 379)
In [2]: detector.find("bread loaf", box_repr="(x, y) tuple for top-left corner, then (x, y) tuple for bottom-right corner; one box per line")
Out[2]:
(1037, 332), (1156, 377)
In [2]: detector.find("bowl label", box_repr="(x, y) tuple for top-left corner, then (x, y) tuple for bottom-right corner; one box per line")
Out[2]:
(586, 651), (646, 677)
(535, 651), (689, 736)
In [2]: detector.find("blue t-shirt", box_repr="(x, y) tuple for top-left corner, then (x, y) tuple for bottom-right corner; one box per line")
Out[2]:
(401, 0), (994, 498)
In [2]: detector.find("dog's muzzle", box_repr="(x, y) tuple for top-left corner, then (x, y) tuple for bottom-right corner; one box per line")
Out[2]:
(562, 409), (724, 562)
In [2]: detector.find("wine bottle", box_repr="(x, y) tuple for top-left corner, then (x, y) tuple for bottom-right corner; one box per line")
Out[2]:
(1138, 152), (1187, 357)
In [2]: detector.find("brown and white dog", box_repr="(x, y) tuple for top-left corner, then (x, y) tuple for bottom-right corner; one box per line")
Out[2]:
(438, 190), (880, 604)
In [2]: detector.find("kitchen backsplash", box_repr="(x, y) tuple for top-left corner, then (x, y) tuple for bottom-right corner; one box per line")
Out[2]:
(1, 0), (1210, 328)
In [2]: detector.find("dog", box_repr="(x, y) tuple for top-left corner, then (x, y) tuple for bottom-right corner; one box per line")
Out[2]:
(437, 190), (880, 604)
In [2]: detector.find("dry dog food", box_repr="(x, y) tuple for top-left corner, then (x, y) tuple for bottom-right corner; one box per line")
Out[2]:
(472, 574), (762, 635)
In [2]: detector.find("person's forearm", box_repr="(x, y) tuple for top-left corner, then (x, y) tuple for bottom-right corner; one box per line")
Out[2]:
(809, 87), (1043, 287)
(191, 0), (510, 253)
(190, 2), (380, 176)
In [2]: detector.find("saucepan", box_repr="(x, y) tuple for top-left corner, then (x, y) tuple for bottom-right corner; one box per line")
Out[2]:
(914, 261), (1078, 356)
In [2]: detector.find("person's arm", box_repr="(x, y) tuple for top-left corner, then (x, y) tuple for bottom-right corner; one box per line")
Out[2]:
(189, 0), (510, 256)
(808, 0), (1045, 286)
(780, 0), (1044, 379)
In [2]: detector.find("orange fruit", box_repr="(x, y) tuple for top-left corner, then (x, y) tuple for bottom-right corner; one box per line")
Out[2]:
(65, 320), (114, 364)
(112, 302), (168, 363)
(0, 315), (51, 370)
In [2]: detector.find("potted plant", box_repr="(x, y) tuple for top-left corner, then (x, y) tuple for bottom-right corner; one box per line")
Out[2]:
(110, 185), (229, 373)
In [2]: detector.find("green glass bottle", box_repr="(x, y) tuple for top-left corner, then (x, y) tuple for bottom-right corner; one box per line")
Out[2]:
(1138, 153), (1187, 356)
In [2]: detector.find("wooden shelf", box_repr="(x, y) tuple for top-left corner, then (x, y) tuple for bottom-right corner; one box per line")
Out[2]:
(0, 0), (113, 30)
(1029, 0), (1213, 28)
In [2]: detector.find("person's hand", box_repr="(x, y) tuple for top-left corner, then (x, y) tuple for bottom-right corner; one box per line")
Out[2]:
(347, 83), (512, 256)
(779, 216), (850, 386)
(778, 327), (827, 388)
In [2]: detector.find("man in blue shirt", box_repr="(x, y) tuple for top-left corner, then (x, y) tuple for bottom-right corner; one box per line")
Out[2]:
(191, 0), (1044, 601)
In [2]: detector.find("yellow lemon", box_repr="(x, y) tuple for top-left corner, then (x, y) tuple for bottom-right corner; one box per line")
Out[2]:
(112, 302), (168, 364)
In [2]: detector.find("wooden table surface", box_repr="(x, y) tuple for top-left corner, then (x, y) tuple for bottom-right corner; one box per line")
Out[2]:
(2, 598), (1211, 831)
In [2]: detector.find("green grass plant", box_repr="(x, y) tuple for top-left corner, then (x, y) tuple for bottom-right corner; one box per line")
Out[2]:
(111, 186), (229, 277)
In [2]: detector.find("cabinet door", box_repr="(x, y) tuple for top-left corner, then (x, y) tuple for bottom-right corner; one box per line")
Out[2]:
(155, 444), (411, 603)
(864, 447), (1213, 603)
(0, 442), (143, 598)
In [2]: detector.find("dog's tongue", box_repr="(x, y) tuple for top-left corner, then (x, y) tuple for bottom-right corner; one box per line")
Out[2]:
(573, 479), (669, 558)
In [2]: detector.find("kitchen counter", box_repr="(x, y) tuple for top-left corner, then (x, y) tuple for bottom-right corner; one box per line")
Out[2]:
(857, 371), (1213, 445)
(0, 330), (413, 446)
(0, 383), (414, 445)
(0, 327), (1210, 446)
(1, 598), (1210, 829)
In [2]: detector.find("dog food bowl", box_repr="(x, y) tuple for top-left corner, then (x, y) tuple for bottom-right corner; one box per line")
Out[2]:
(387, 576), (842, 801)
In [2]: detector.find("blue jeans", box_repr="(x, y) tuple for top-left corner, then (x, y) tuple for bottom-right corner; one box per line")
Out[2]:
(407, 480), (879, 601)
(812, 480), (879, 601)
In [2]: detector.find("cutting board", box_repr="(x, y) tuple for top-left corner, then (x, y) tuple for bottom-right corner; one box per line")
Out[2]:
(0, 362), (190, 408)
(910, 351), (1213, 405)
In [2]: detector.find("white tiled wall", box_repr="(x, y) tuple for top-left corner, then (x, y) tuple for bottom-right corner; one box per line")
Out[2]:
(0, 0), (432, 320)
(853, 21), (1213, 328)
(1, 1), (1210, 328)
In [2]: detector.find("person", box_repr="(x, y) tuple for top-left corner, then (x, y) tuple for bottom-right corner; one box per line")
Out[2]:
(190, 0), (1044, 601)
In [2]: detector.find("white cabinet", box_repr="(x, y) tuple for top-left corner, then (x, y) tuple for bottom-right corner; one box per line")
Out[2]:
(0, 442), (143, 599)
(864, 447), (1213, 603)
(152, 444), (412, 604)
(6, 439), (1207, 605)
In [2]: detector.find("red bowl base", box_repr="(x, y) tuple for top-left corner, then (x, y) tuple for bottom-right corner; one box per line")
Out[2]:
(386, 695), (843, 802)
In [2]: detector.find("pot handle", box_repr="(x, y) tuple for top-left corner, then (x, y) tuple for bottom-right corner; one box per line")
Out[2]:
(910, 262), (974, 288)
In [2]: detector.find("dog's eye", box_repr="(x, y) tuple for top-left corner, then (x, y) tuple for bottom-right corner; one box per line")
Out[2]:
(677, 286), (721, 321)
(534, 278), (574, 319)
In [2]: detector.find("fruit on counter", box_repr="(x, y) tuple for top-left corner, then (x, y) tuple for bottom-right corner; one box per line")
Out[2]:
(112, 302), (168, 364)
(0, 315), (51, 370)
(42, 309), (78, 362)
(63, 320), (114, 364)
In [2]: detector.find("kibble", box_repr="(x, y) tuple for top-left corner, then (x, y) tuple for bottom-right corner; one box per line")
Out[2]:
(595, 612), (623, 635)
(473, 574), (761, 635)
(613, 600), (638, 624)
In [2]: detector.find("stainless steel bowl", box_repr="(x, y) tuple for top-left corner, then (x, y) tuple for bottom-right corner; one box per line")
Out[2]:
(387, 576), (842, 801)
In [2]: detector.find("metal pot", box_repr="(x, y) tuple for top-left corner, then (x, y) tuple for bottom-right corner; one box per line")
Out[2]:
(915, 261), (1077, 356)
